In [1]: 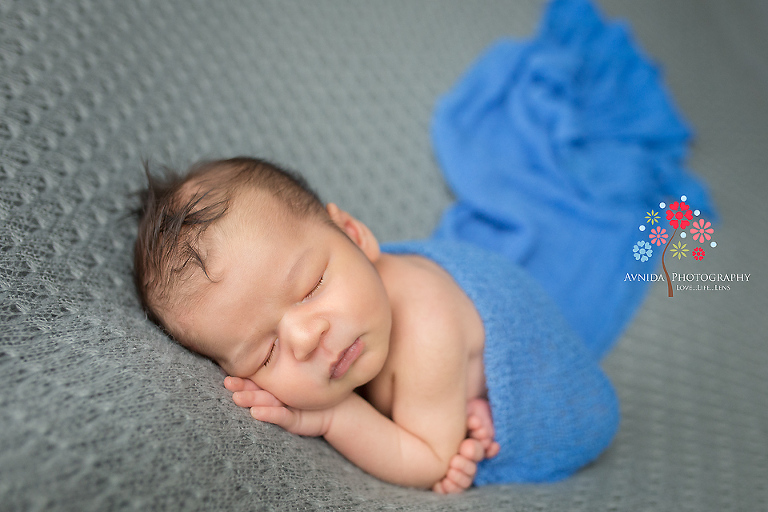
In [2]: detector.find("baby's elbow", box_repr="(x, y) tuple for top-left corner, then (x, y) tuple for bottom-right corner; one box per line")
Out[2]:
(407, 463), (449, 490)
(404, 449), (453, 490)
(428, 458), (453, 489)
(395, 424), (465, 489)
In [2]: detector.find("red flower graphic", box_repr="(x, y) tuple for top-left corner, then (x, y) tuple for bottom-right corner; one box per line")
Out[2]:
(666, 201), (694, 230)
(693, 246), (705, 261)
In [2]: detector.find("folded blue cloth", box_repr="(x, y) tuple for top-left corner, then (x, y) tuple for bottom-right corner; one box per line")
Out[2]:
(431, 0), (716, 359)
(383, 239), (619, 484)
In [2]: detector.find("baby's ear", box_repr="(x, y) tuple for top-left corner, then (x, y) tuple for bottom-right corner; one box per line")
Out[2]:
(326, 203), (381, 262)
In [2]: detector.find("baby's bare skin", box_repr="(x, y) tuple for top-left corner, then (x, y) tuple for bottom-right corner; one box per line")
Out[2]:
(225, 381), (498, 493)
(162, 191), (498, 490)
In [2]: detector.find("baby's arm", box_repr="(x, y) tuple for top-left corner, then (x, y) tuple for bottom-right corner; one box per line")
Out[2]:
(226, 375), (466, 489)
(227, 377), (489, 493)
(225, 366), (471, 488)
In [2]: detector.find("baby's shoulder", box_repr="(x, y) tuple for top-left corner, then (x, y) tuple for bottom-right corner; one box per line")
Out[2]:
(384, 251), (463, 308)
(377, 250), (484, 370)
(382, 238), (545, 327)
(380, 251), (472, 325)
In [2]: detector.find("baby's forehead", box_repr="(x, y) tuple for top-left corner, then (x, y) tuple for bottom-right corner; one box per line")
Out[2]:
(225, 187), (324, 236)
(203, 189), (321, 268)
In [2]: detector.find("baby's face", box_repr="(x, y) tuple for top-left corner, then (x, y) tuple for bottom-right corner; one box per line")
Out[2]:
(166, 190), (392, 410)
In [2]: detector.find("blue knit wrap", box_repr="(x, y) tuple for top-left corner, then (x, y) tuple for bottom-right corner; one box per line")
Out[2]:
(383, 239), (619, 485)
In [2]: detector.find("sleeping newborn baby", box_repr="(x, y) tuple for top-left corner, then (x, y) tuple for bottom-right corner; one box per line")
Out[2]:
(133, 156), (618, 491)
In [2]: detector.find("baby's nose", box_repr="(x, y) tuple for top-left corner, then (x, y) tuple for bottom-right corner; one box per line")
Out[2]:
(284, 315), (329, 361)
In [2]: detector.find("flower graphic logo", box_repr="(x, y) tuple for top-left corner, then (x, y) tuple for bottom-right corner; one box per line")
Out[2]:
(666, 201), (694, 230)
(633, 241), (653, 262)
(690, 220), (714, 243)
(670, 241), (688, 260)
(632, 195), (719, 297)
(649, 226), (668, 246)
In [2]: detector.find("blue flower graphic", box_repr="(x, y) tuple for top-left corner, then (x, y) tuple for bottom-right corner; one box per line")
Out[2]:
(633, 241), (653, 262)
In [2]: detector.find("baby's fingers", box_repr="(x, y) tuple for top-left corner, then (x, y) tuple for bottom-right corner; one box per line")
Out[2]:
(465, 429), (500, 459)
(486, 441), (501, 459)
(250, 406), (298, 431)
(458, 438), (485, 463)
(450, 453), (478, 479)
(224, 376), (261, 392)
(433, 446), (480, 494)
(446, 466), (474, 491)
(468, 424), (491, 443)
(433, 475), (463, 494)
(466, 398), (495, 438)
(232, 389), (283, 409)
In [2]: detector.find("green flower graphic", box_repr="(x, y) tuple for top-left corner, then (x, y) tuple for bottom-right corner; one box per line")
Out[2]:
(670, 241), (688, 260)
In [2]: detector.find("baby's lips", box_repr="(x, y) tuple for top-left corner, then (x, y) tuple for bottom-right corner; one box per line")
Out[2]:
(330, 338), (363, 379)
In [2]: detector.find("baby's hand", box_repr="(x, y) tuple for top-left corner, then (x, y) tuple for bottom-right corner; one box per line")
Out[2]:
(432, 398), (500, 494)
(224, 376), (332, 437)
(432, 438), (484, 494)
(466, 397), (500, 459)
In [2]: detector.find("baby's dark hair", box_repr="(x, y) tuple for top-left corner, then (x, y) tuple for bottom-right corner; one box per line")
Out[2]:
(133, 156), (326, 326)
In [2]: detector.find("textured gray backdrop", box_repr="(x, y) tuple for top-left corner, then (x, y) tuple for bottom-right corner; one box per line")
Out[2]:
(1, 0), (767, 510)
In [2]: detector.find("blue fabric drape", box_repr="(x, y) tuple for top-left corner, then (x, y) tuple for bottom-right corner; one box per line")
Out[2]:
(431, 0), (716, 358)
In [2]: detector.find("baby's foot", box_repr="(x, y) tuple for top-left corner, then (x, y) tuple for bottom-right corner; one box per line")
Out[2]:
(466, 398), (500, 459)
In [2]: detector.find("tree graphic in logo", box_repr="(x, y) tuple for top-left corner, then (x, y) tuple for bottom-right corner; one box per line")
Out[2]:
(634, 195), (716, 297)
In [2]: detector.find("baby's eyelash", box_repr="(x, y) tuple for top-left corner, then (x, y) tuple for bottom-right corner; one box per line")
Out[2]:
(263, 340), (277, 367)
(304, 276), (324, 300)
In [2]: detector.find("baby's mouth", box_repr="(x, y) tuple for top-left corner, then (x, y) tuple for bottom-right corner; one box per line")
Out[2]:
(330, 338), (363, 380)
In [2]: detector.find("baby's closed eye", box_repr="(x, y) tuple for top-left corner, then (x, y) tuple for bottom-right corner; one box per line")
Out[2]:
(303, 275), (324, 301)
(262, 339), (278, 368)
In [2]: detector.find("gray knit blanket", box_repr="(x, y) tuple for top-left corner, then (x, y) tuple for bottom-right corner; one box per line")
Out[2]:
(2, 1), (767, 510)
